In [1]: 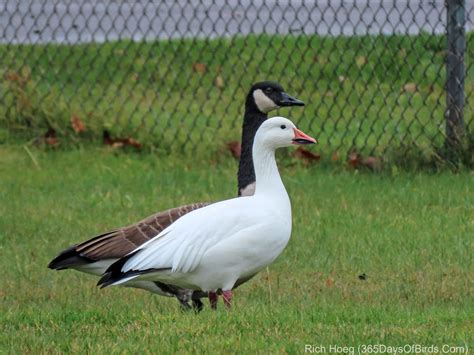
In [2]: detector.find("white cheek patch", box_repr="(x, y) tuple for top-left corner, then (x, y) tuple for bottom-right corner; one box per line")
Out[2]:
(253, 89), (278, 113)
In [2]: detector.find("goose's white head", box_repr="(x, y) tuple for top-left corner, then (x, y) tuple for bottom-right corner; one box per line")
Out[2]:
(254, 116), (317, 150)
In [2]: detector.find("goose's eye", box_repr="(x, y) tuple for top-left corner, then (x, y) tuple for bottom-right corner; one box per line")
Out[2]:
(280, 125), (286, 130)
(265, 88), (273, 94)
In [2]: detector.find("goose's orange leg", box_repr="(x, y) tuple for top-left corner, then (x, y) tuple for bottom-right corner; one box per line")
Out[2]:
(222, 290), (233, 309)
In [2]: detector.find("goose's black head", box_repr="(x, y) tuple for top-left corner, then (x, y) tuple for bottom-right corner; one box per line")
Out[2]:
(246, 81), (304, 114)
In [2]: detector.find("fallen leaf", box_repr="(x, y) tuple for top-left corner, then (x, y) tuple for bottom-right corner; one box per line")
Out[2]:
(192, 62), (207, 74)
(227, 141), (241, 159)
(103, 130), (142, 150)
(214, 75), (225, 89)
(362, 156), (382, 171)
(355, 56), (367, 67)
(45, 128), (59, 147)
(326, 278), (334, 287)
(293, 147), (321, 164)
(71, 115), (86, 133)
(124, 137), (142, 149)
(403, 83), (417, 93)
(347, 150), (362, 169)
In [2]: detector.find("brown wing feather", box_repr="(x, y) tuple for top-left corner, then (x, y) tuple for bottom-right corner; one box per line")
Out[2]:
(75, 202), (210, 260)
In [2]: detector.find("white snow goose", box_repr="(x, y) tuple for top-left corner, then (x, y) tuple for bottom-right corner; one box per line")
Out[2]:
(48, 82), (304, 311)
(98, 116), (317, 309)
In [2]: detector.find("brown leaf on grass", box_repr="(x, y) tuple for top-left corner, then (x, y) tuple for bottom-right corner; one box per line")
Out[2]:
(348, 150), (382, 171)
(214, 75), (225, 89)
(45, 128), (59, 147)
(71, 115), (86, 133)
(103, 130), (142, 150)
(192, 62), (207, 74)
(293, 147), (321, 165)
(124, 137), (142, 149)
(331, 151), (340, 162)
(355, 56), (367, 67)
(402, 83), (417, 93)
(347, 150), (362, 169)
(227, 141), (241, 159)
(362, 156), (382, 171)
(325, 278), (334, 287)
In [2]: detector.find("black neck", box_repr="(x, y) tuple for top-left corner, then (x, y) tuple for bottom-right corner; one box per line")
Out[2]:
(237, 100), (267, 195)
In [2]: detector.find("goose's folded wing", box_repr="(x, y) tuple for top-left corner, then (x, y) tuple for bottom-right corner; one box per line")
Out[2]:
(122, 222), (219, 274)
(120, 201), (263, 275)
(76, 202), (210, 259)
(48, 202), (209, 269)
(98, 216), (224, 287)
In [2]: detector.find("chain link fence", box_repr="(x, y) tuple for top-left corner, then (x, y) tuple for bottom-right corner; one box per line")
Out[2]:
(0, 1), (473, 163)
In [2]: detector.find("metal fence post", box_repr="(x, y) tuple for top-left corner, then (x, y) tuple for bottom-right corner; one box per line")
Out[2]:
(445, 0), (466, 160)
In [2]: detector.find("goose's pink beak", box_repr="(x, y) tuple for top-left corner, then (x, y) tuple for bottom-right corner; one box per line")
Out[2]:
(292, 128), (317, 145)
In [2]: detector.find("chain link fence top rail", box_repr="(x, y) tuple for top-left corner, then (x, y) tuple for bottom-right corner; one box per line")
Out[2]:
(0, 1), (473, 160)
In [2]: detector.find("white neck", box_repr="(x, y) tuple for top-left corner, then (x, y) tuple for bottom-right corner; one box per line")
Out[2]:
(252, 141), (289, 203)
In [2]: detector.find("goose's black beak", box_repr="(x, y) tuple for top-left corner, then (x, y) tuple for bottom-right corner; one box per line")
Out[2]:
(277, 92), (305, 107)
(292, 128), (317, 145)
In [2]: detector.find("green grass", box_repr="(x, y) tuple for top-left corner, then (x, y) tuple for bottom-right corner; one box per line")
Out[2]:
(0, 146), (472, 352)
(1, 33), (473, 159)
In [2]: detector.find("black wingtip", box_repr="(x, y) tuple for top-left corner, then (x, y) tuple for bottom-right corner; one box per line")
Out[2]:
(97, 272), (114, 288)
(97, 251), (173, 289)
(48, 245), (93, 270)
(96, 249), (141, 288)
(48, 255), (69, 270)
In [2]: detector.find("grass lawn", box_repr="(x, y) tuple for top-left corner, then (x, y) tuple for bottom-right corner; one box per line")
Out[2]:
(1, 33), (473, 158)
(0, 145), (472, 352)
